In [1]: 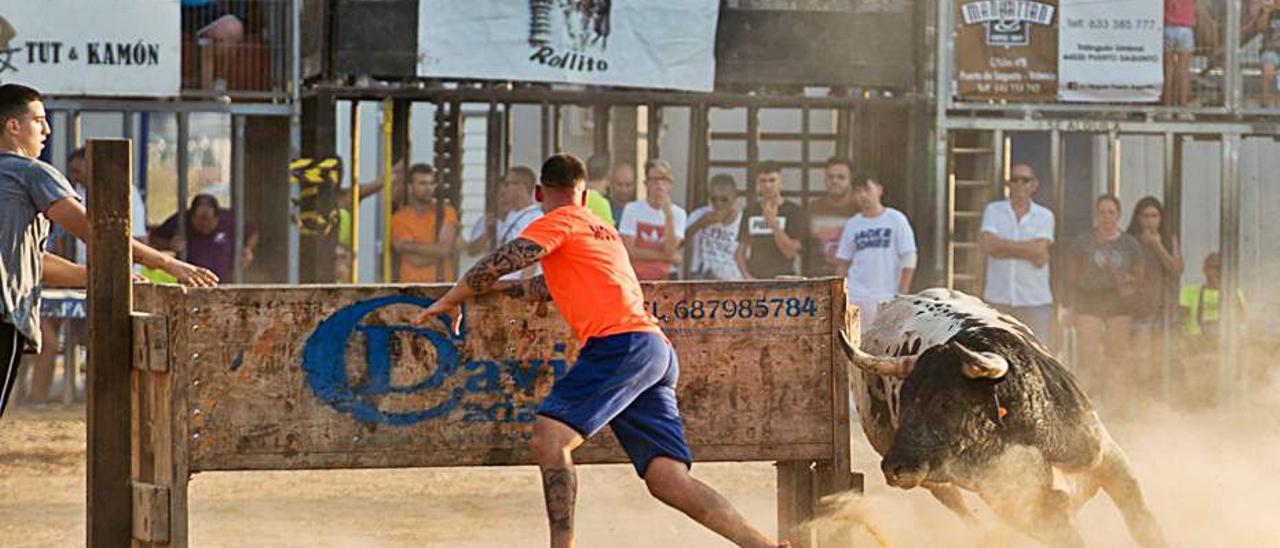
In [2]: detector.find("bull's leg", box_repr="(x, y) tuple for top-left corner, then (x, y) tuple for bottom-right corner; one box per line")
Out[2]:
(1093, 443), (1168, 548)
(924, 482), (976, 523)
(975, 449), (1086, 548)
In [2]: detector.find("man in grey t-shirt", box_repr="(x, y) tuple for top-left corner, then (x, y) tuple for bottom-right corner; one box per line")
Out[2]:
(0, 84), (218, 419)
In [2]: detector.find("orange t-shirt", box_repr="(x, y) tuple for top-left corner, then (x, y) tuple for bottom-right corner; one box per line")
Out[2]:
(518, 204), (663, 346)
(391, 203), (459, 283)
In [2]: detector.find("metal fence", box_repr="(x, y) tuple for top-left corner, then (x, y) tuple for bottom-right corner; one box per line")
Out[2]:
(180, 0), (295, 101)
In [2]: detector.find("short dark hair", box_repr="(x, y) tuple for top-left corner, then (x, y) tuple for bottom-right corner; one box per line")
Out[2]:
(709, 173), (737, 191)
(0, 84), (41, 125)
(754, 162), (782, 180)
(508, 165), (537, 190)
(852, 172), (880, 188)
(586, 154), (612, 180)
(189, 193), (220, 213)
(408, 163), (436, 179)
(824, 157), (854, 173)
(68, 147), (87, 163)
(541, 153), (587, 188)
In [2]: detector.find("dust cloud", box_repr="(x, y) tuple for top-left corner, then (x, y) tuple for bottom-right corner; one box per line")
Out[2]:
(2, 377), (1277, 546)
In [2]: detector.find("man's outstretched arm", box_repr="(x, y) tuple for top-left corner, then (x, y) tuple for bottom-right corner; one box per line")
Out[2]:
(413, 238), (547, 332)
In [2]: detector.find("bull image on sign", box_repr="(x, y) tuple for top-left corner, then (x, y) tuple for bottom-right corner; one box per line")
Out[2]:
(839, 288), (1167, 547)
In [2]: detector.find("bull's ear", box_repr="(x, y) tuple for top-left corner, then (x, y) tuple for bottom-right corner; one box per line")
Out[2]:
(955, 343), (1009, 380)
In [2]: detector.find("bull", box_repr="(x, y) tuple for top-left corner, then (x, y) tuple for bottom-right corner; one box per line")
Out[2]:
(839, 288), (1166, 547)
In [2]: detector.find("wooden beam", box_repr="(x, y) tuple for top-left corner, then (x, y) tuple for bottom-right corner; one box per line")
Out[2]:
(87, 138), (135, 547)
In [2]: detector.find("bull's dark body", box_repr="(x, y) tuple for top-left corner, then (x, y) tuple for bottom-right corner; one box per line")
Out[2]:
(847, 289), (1166, 548)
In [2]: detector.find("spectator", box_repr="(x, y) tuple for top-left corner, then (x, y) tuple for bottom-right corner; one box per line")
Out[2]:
(464, 166), (542, 280)
(619, 159), (686, 280)
(391, 164), (459, 283)
(1178, 252), (1245, 341)
(833, 173), (917, 332)
(151, 193), (259, 282)
(1126, 196), (1183, 392)
(182, 0), (246, 44)
(685, 174), (743, 281)
(1066, 194), (1145, 407)
(1177, 252), (1246, 405)
(1250, 1), (1280, 107)
(608, 161), (637, 225)
(805, 157), (859, 277)
(1, 84), (216, 420)
(1164, 0), (1195, 106)
(584, 154), (616, 225)
(735, 162), (807, 279)
(979, 163), (1056, 341)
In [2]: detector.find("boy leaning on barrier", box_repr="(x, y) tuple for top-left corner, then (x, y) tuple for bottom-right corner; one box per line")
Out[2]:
(0, 83), (218, 419)
(414, 153), (788, 548)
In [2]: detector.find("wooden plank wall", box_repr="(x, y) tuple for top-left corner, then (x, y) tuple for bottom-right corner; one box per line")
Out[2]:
(141, 279), (843, 472)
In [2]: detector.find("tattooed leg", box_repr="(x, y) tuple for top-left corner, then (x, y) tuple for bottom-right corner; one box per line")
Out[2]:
(531, 416), (585, 548)
(541, 467), (577, 547)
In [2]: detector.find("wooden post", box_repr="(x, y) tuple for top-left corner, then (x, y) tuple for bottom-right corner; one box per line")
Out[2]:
(777, 460), (816, 548)
(87, 139), (134, 546)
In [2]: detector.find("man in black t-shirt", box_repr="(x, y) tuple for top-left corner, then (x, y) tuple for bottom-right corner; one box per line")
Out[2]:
(735, 162), (808, 279)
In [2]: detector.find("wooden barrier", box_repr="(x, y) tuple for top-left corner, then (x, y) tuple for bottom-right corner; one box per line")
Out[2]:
(123, 280), (860, 547)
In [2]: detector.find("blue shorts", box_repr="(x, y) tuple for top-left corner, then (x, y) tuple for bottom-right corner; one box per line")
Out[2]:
(1262, 50), (1280, 67)
(537, 331), (693, 477)
(1164, 25), (1194, 54)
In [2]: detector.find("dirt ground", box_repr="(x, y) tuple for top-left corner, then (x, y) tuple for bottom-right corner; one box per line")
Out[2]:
(3, 388), (1279, 547)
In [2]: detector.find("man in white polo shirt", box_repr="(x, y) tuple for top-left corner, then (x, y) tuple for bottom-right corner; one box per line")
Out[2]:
(979, 163), (1056, 342)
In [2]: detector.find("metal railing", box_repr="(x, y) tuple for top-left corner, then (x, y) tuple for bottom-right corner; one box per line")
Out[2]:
(180, 0), (295, 101)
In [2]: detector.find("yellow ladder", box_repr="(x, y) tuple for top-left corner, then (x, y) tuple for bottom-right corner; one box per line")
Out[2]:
(947, 130), (1006, 294)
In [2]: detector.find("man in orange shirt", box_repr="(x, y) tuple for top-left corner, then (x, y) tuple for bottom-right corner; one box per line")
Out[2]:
(391, 164), (459, 282)
(416, 154), (784, 548)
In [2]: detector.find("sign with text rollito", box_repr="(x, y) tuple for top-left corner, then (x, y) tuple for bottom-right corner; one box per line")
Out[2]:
(954, 0), (1059, 101)
(1058, 0), (1163, 102)
(0, 0), (179, 96)
(418, 0), (719, 92)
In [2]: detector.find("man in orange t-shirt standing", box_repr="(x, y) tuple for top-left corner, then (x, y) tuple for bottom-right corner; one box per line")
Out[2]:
(391, 164), (459, 282)
(416, 154), (784, 548)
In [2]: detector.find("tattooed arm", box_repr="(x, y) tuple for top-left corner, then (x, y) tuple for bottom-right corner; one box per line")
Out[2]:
(495, 275), (553, 302)
(462, 238), (547, 295)
(413, 238), (548, 333)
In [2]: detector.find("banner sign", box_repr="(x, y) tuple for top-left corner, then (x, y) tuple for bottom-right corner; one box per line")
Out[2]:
(1058, 0), (1163, 102)
(954, 0), (1059, 101)
(0, 0), (180, 96)
(418, 0), (720, 92)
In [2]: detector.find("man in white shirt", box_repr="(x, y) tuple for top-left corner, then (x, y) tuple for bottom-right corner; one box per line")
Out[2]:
(464, 166), (543, 279)
(834, 173), (917, 332)
(979, 163), (1055, 342)
(685, 174), (743, 281)
(619, 158), (687, 280)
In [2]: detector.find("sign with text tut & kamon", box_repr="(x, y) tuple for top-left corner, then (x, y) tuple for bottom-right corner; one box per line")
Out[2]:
(955, 0), (1059, 101)
(0, 0), (179, 97)
(417, 0), (720, 92)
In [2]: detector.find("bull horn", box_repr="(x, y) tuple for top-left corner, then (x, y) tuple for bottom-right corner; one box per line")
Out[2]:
(838, 329), (913, 378)
(956, 343), (1009, 380)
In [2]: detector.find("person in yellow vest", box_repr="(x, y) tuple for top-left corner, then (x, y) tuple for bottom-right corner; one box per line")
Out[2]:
(1178, 252), (1246, 340)
(1176, 252), (1247, 405)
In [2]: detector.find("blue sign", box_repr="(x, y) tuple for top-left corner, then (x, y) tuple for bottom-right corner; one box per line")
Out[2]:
(301, 295), (568, 426)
